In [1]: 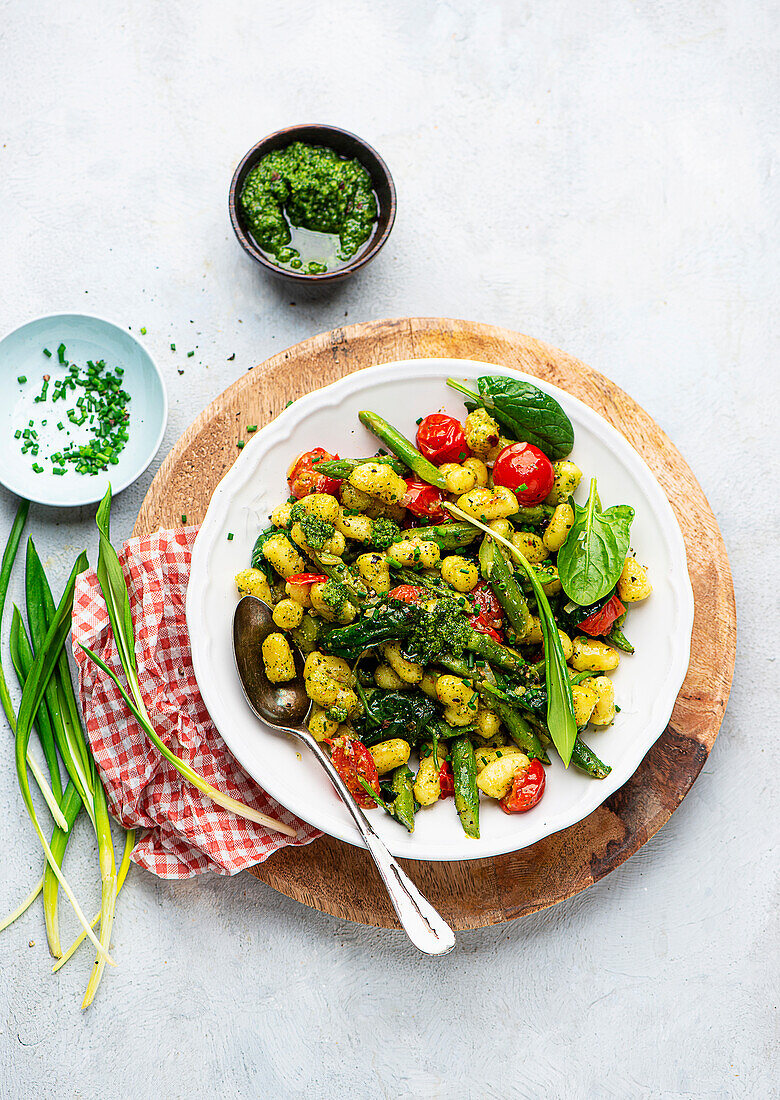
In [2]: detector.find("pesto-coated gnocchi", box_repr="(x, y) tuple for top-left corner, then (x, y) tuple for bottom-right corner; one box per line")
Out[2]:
(348, 462), (407, 505)
(235, 568), (273, 603)
(369, 738), (411, 775)
(440, 555), (479, 592)
(570, 636), (620, 672)
(261, 632), (296, 683)
(617, 558), (652, 602)
(272, 598), (304, 630)
(237, 384), (652, 838)
(456, 485), (519, 522)
(387, 539), (440, 569)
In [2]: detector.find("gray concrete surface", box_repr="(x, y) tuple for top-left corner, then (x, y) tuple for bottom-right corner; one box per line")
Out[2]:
(0, 1), (777, 1097)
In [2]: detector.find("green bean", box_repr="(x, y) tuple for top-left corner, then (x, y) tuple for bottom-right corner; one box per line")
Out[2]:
(450, 736), (479, 838)
(389, 765), (416, 832)
(570, 735), (611, 779)
(483, 540), (532, 641)
(358, 411), (447, 490)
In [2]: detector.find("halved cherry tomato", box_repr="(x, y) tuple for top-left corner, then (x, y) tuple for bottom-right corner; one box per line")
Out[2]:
(468, 582), (504, 642)
(388, 584), (429, 604)
(287, 448), (342, 499)
(438, 759), (455, 798)
(286, 573), (328, 587)
(328, 737), (380, 808)
(492, 442), (554, 506)
(416, 414), (470, 466)
(577, 594), (625, 637)
(500, 758), (546, 813)
(401, 479), (447, 522)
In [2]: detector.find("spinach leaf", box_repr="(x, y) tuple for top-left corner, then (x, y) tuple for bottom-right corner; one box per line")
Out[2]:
(351, 689), (440, 746)
(557, 478), (634, 605)
(448, 375), (574, 459)
(251, 526), (280, 582)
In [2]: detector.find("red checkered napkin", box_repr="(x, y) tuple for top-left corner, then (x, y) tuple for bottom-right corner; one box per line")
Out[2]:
(71, 525), (321, 879)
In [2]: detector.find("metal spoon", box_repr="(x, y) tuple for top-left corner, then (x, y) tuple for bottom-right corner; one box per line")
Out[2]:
(232, 595), (455, 956)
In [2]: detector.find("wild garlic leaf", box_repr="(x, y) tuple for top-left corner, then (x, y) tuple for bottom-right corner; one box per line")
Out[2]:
(558, 478), (634, 605)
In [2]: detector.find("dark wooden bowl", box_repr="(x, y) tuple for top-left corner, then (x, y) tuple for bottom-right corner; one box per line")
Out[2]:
(229, 124), (396, 286)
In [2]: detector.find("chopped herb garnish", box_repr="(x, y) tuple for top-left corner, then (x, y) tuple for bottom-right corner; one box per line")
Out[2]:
(181, 514), (188, 524)
(43, 347), (52, 357)
(246, 425), (258, 432)
(227, 532), (234, 541)
(13, 350), (132, 477)
(170, 343), (176, 351)
(237, 440), (245, 449)
(140, 327), (147, 335)
(187, 350), (194, 358)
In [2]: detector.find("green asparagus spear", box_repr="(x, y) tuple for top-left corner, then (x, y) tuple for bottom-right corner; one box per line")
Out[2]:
(606, 619), (634, 653)
(481, 539), (533, 641)
(450, 736), (480, 838)
(509, 504), (555, 527)
(492, 700), (550, 764)
(389, 765), (416, 832)
(401, 522), (478, 550)
(358, 411), (447, 490)
(570, 735), (612, 779)
(314, 456), (409, 478)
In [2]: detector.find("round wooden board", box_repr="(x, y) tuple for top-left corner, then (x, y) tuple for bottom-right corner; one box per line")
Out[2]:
(134, 317), (735, 930)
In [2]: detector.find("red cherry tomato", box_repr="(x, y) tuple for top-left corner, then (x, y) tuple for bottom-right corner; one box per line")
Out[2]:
(468, 583), (504, 642)
(401, 479), (447, 522)
(438, 759), (455, 798)
(416, 414), (470, 466)
(492, 442), (554, 506)
(500, 759), (546, 814)
(328, 737), (380, 809)
(286, 573), (328, 587)
(287, 448), (342, 499)
(578, 595), (626, 637)
(388, 584), (429, 604)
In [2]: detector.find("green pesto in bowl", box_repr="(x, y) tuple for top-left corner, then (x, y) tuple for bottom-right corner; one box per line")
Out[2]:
(239, 141), (379, 275)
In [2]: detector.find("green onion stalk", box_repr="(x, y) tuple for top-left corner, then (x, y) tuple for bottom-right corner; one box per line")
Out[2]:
(27, 537), (128, 1003)
(9, 606), (82, 956)
(81, 487), (297, 836)
(13, 551), (115, 967)
(0, 502), (65, 934)
(0, 501), (68, 832)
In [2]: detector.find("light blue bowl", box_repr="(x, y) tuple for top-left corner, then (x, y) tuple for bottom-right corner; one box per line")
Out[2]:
(0, 313), (167, 507)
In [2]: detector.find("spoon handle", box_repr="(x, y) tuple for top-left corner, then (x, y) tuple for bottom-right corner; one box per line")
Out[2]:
(300, 731), (455, 956)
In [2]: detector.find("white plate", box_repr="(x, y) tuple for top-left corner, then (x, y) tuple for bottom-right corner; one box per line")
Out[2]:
(187, 359), (694, 862)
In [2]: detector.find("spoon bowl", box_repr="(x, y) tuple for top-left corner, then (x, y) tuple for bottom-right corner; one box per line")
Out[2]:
(231, 594), (455, 956)
(233, 595), (310, 729)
